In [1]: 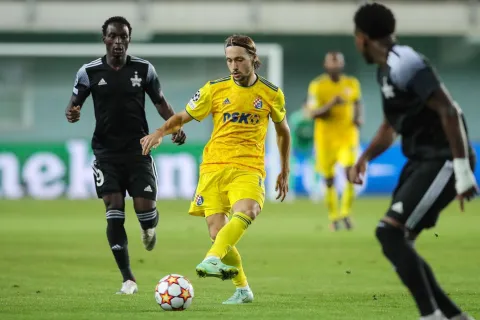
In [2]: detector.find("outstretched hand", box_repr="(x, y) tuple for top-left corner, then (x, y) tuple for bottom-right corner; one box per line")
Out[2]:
(140, 131), (164, 155)
(275, 171), (289, 202)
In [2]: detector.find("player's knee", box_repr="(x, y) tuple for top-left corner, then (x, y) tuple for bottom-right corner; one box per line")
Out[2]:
(133, 197), (156, 213)
(103, 193), (125, 212)
(375, 221), (404, 256)
(325, 178), (334, 188)
(238, 206), (261, 220)
(233, 199), (261, 220)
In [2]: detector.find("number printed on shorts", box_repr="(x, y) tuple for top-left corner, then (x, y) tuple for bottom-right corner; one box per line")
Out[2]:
(92, 162), (105, 187)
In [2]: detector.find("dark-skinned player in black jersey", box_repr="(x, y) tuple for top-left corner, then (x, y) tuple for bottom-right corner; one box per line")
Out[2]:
(349, 3), (478, 320)
(65, 16), (186, 295)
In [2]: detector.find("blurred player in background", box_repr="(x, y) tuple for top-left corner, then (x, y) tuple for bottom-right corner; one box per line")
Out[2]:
(141, 34), (291, 305)
(350, 3), (477, 320)
(65, 16), (186, 295)
(307, 52), (363, 231)
(289, 98), (314, 195)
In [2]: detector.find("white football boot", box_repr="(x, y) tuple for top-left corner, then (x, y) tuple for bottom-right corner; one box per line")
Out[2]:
(141, 227), (156, 251)
(116, 280), (138, 295)
(222, 288), (254, 304)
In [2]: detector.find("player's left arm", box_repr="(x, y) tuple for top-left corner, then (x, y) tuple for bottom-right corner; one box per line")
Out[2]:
(144, 63), (186, 145)
(352, 78), (364, 127)
(398, 56), (477, 205)
(271, 89), (291, 202)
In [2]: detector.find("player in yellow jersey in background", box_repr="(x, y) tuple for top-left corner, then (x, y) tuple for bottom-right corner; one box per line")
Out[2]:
(140, 35), (291, 305)
(307, 52), (363, 231)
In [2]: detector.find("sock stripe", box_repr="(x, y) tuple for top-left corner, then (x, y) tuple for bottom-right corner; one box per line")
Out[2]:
(137, 212), (158, 222)
(106, 210), (125, 220)
(136, 209), (157, 217)
(233, 213), (252, 226)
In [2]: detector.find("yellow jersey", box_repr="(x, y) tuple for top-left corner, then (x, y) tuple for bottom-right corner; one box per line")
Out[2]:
(185, 75), (286, 178)
(307, 74), (361, 138)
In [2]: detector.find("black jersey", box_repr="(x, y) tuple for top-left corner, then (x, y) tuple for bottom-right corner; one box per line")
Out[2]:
(377, 45), (472, 160)
(72, 55), (163, 158)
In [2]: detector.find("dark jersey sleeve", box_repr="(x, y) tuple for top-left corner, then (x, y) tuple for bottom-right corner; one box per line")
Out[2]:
(145, 63), (163, 105)
(390, 51), (441, 103)
(72, 65), (91, 105)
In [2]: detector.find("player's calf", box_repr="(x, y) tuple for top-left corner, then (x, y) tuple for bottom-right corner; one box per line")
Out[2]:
(106, 209), (135, 284)
(375, 220), (439, 317)
(135, 208), (158, 251)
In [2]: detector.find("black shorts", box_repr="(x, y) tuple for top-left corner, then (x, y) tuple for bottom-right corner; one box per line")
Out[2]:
(92, 155), (158, 200)
(386, 159), (457, 233)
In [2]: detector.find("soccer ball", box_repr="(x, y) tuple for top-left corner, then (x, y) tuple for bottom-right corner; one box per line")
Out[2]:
(155, 274), (194, 311)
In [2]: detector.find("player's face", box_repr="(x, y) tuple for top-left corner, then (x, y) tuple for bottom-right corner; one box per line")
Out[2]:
(354, 29), (375, 64)
(103, 23), (130, 58)
(324, 53), (344, 76)
(225, 46), (255, 82)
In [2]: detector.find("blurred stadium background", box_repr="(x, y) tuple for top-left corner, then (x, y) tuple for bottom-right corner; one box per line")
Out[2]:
(1, 1), (480, 319)
(1, 0), (480, 200)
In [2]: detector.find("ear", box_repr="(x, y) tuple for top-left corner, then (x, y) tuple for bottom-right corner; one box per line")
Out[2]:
(102, 35), (107, 44)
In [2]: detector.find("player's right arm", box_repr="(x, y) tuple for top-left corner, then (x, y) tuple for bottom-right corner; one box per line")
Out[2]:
(140, 82), (213, 155)
(65, 65), (91, 123)
(307, 81), (343, 119)
(348, 117), (396, 185)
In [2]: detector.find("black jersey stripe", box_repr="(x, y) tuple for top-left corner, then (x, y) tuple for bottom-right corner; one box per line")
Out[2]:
(259, 77), (279, 92)
(209, 76), (231, 85)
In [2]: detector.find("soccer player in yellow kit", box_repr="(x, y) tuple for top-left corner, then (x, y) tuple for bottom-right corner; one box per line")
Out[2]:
(140, 35), (291, 305)
(307, 52), (363, 231)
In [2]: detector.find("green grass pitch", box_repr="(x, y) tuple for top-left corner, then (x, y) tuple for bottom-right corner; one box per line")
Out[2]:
(0, 198), (478, 319)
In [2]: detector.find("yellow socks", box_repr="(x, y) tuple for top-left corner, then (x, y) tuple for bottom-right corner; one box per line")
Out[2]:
(206, 212), (252, 259)
(222, 246), (248, 288)
(340, 182), (355, 219)
(325, 186), (339, 222)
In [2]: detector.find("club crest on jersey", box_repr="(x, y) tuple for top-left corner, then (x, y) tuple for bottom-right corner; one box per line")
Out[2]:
(253, 97), (263, 110)
(195, 195), (204, 206)
(131, 71), (142, 87)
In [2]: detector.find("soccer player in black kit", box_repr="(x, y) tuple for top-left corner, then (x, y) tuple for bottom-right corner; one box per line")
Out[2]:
(349, 3), (478, 320)
(65, 16), (186, 295)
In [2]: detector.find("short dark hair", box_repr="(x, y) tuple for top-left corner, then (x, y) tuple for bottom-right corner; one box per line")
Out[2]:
(102, 16), (132, 36)
(224, 34), (262, 70)
(354, 2), (395, 39)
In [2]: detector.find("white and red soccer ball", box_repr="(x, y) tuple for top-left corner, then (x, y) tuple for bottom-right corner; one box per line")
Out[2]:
(155, 274), (194, 311)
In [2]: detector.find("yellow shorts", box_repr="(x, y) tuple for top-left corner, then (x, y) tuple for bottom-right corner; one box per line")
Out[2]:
(315, 142), (358, 179)
(188, 167), (266, 218)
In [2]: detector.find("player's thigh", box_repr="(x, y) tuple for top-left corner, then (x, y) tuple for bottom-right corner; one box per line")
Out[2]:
(189, 170), (231, 218)
(92, 159), (127, 199)
(133, 197), (156, 212)
(338, 144), (358, 169)
(227, 170), (265, 218)
(127, 156), (157, 201)
(315, 146), (337, 179)
(386, 160), (455, 233)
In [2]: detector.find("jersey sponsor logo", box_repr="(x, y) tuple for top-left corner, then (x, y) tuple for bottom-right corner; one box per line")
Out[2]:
(381, 77), (395, 99)
(130, 71), (142, 87)
(253, 97), (263, 110)
(192, 90), (201, 102)
(223, 112), (260, 125)
(223, 98), (231, 105)
(195, 194), (204, 206)
(98, 78), (107, 86)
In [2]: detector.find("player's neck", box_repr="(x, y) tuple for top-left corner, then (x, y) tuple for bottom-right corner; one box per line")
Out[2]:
(329, 74), (341, 82)
(106, 55), (127, 70)
(234, 73), (257, 87)
(373, 37), (396, 66)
